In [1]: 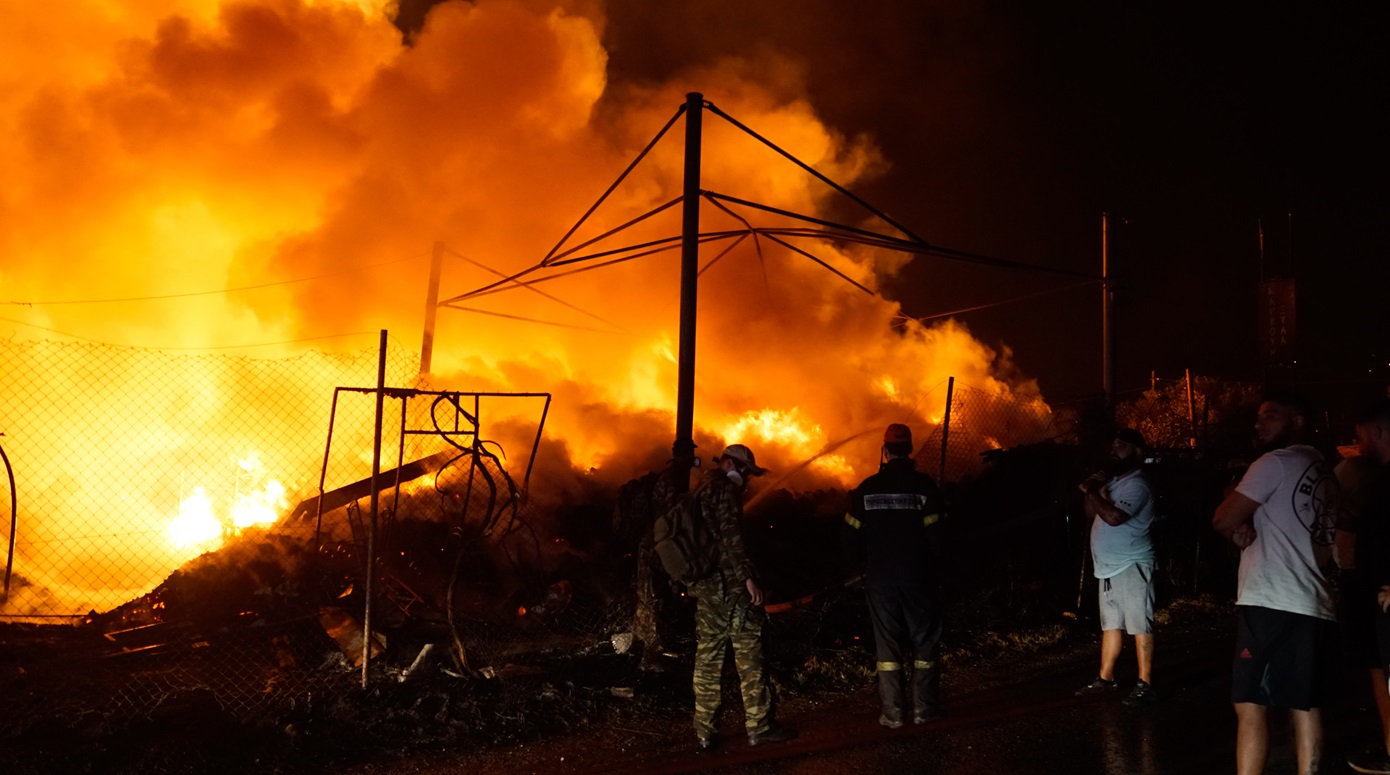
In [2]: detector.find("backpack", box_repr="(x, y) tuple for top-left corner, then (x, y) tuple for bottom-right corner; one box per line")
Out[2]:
(652, 481), (718, 584)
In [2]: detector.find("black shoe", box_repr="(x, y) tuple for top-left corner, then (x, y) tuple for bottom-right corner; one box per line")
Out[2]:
(1073, 676), (1117, 696)
(1122, 680), (1155, 706)
(1347, 752), (1390, 774)
(748, 723), (798, 746)
(913, 709), (946, 724)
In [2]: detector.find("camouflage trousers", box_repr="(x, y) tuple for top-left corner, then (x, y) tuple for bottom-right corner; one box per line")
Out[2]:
(690, 574), (772, 738)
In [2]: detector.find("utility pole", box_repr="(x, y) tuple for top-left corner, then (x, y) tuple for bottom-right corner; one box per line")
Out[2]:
(420, 241), (444, 376)
(672, 93), (703, 489)
(1102, 212), (1114, 414)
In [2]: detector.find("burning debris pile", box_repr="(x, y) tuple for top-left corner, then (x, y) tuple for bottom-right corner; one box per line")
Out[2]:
(0, 416), (1135, 775)
(0, 447), (639, 774)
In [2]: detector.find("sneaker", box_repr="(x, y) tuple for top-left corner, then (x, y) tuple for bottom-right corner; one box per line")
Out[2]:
(913, 709), (947, 724)
(1349, 752), (1390, 774)
(1123, 680), (1156, 706)
(879, 714), (904, 729)
(1073, 676), (1118, 696)
(747, 723), (798, 746)
(697, 735), (716, 752)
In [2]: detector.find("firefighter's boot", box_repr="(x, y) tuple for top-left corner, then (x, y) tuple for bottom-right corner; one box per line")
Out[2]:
(877, 666), (906, 728)
(912, 657), (943, 723)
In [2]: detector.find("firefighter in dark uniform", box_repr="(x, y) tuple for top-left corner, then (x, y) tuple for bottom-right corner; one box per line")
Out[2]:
(844, 423), (945, 728)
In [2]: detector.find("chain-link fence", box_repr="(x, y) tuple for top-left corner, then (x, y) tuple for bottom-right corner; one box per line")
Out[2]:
(0, 338), (589, 728)
(914, 381), (1068, 484)
(0, 349), (1249, 746)
(0, 339), (426, 620)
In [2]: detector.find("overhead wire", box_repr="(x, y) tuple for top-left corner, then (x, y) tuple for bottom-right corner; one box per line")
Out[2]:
(441, 246), (627, 334)
(4, 251), (428, 307)
(439, 198), (684, 305)
(899, 280), (1098, 323)
(702, 191), (1098, 281)
(704, 101), (928, 247)
(0, 316), (380, 350)
(1, 249), (428, 350)
(541, 105), (685, 264)
(436, 305), (625, 334)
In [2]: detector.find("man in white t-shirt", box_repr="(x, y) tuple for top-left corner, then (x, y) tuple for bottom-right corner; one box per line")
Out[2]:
(1213, 391), (1338, 775)
(1074, 427), (1158, 705)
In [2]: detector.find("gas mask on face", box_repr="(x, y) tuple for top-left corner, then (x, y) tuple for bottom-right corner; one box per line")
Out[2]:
(726, 468), (745, 488)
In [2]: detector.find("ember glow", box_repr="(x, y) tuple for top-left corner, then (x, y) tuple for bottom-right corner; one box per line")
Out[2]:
(169, 487), (220, 550)
(168, 456), (288, 550)
(229, 454), (287, 530)
(717, 407), (853, 481)
(1, 0), (1050, 616)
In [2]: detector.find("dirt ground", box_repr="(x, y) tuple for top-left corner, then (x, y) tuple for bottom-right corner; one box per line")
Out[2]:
(0, 594), (1235, 775)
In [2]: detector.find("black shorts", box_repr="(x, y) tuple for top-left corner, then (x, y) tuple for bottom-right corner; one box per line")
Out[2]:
(1377, 605), (1390, 672)
(1231, 606), (1338, 711)
(1339, 572), (1381, 669)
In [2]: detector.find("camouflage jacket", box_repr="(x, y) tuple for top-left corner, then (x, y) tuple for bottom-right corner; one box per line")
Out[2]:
(695, 469), (757, 584)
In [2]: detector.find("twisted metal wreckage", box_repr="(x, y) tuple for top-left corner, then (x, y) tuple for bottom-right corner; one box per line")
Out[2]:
(77, 377), (569, 716)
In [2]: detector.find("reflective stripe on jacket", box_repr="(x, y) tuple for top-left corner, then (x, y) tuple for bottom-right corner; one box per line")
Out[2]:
(845, 457), (942, 588)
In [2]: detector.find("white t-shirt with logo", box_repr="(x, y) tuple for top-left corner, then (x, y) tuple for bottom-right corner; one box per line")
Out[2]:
(1234, 444), (1337, 620)
(1090, 468), (1156, 579)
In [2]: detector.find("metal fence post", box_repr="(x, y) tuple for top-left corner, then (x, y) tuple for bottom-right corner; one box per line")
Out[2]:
(2, 435), (15, 602)
(938, 376), (955, 487)
(362, 329), (388, 687)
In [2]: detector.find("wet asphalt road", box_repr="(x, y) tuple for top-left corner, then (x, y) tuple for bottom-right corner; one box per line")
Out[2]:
(593, 627), (1378, 775)
(352, 622), (1383, 775)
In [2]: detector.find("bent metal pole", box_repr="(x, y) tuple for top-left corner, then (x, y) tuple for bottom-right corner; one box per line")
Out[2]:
(420, 241), (444, 376)
(672, 92), (703, 489)
(363, 329), (388, 687)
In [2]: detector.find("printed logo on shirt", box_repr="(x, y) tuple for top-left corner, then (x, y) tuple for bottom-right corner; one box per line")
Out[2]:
(863, 493), (929, 511)
(1293, 461), (1337, 547)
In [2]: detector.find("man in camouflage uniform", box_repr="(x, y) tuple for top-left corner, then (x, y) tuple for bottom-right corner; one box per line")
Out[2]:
(689, 444), (797, 751)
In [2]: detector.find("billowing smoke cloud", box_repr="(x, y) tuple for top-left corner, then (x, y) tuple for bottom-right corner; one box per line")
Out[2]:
(2, 0), (1045, 504)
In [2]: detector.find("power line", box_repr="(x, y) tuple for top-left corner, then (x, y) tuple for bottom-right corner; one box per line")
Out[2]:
(4, 251), (428, 307)
(435, 305), (625, 334)
(0, 315), (379, 351)
(900, 280), (1097, 323)
(442, 246), (627, 333)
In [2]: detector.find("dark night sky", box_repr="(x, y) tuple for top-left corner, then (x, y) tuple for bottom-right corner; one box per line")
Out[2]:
(596, 2), (1390, 406)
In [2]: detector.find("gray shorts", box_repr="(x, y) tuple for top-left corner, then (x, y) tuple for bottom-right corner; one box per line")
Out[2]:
(1098, 563), (1155, 635)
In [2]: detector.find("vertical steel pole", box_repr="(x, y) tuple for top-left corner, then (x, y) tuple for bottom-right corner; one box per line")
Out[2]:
(938, 376), (955, 487)
(420, 241), (444, 376)
(313, 391), (342, 553)
(362, 329), (388, 687)
(673, 93), (703, 491)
